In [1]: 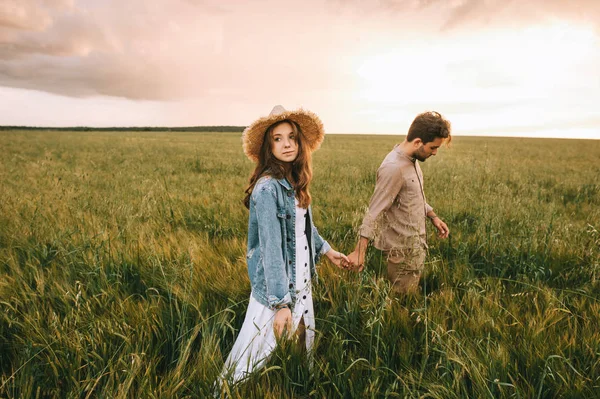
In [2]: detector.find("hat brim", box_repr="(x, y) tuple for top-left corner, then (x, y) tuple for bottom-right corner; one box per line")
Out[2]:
(242, 108), (325, 162)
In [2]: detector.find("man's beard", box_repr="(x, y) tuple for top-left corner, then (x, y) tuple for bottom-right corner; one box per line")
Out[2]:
(414, 148), (428, 162)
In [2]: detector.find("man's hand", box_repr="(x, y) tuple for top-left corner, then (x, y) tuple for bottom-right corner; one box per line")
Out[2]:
(273, 307), (292, 338)
(347, 237), (369, 272)
(431, 217), (449, 238)
(347, 250), (364, 272)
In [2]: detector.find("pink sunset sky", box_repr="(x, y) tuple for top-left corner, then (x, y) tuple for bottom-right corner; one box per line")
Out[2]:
(1, 0), (599, 138)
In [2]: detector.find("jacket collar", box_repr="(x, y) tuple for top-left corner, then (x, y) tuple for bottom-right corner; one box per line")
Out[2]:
(275, 177), (293, 191)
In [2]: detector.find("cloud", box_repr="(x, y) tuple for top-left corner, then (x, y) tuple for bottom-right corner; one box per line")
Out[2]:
(0, 55), (175, 99)
(0, 1), (52, 31)
(0, 0), (598, 105)
(330, 0), (600, 32)
(460, 114), (600, 135)
(0, 0), (75, 31)
(441, 0), (600, 32)
(0, 0), (229, 99)
(0, 0), (361, 101)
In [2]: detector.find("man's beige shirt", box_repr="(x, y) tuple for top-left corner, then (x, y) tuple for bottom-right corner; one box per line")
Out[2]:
(359, 145), (433, 251)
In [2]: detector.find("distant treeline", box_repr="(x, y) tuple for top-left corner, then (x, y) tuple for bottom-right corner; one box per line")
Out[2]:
(0, 125), (246, 132)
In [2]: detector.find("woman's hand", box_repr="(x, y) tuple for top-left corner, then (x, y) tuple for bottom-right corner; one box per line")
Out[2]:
(273, 307), (292, 338)
(325, 249), (351, 270)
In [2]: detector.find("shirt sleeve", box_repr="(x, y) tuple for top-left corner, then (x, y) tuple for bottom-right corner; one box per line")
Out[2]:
(419, 163), (434, 216)
(425, 202), (433, 215)
(359, 162), (404, 240)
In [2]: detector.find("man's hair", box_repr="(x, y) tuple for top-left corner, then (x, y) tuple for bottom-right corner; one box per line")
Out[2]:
(406, 111), (452, 145)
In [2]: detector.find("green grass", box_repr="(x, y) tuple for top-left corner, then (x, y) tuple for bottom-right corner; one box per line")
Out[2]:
(1, 130), (599, 398)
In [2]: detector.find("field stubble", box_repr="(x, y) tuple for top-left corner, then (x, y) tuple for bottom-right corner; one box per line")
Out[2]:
(0, 130), (599, 398)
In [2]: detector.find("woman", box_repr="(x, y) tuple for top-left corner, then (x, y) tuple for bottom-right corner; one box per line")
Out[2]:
(220, 105), (349, 385)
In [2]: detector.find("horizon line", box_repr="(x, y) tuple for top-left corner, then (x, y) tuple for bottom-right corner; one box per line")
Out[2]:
(0, 125), (598, 140)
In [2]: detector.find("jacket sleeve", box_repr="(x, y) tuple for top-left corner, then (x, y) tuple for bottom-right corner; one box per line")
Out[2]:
(253, 183), (292, 309)
(358, 162), (403, 240)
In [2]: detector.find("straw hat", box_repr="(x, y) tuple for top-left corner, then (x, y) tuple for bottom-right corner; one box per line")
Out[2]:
(242, 105), (325, 162)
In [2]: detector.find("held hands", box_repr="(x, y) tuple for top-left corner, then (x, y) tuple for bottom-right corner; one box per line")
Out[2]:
(347, 250), (365, 272)
(325, 249), (352, 270)
(347, 236), (368, 272)
(342, 218), (449, 273)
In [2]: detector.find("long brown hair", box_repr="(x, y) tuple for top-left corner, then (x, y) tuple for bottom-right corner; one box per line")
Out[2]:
(243, 120), (313, 209)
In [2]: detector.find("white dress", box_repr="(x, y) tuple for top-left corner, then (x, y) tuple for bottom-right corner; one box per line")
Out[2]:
(220, 201), (315, 385)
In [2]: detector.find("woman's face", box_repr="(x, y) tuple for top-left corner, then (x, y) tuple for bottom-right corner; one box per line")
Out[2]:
(271, 122), (298, 163)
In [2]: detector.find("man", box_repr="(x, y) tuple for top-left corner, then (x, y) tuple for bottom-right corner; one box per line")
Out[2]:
(347, 111), (451, 294)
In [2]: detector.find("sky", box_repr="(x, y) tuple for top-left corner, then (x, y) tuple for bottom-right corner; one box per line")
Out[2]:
(1, 0), (599, 139)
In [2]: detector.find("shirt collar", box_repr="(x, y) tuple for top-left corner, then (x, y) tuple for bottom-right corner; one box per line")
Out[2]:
(394, 144), (416, 163)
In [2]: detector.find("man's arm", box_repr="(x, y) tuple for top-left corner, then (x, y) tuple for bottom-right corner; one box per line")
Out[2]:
(349, 163), (403, 271)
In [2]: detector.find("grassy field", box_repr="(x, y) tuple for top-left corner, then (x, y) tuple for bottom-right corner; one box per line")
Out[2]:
(0, 130), (599, 398)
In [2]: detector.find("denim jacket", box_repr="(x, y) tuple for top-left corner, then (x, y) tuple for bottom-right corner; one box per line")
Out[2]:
(246, 175), (331, 309)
